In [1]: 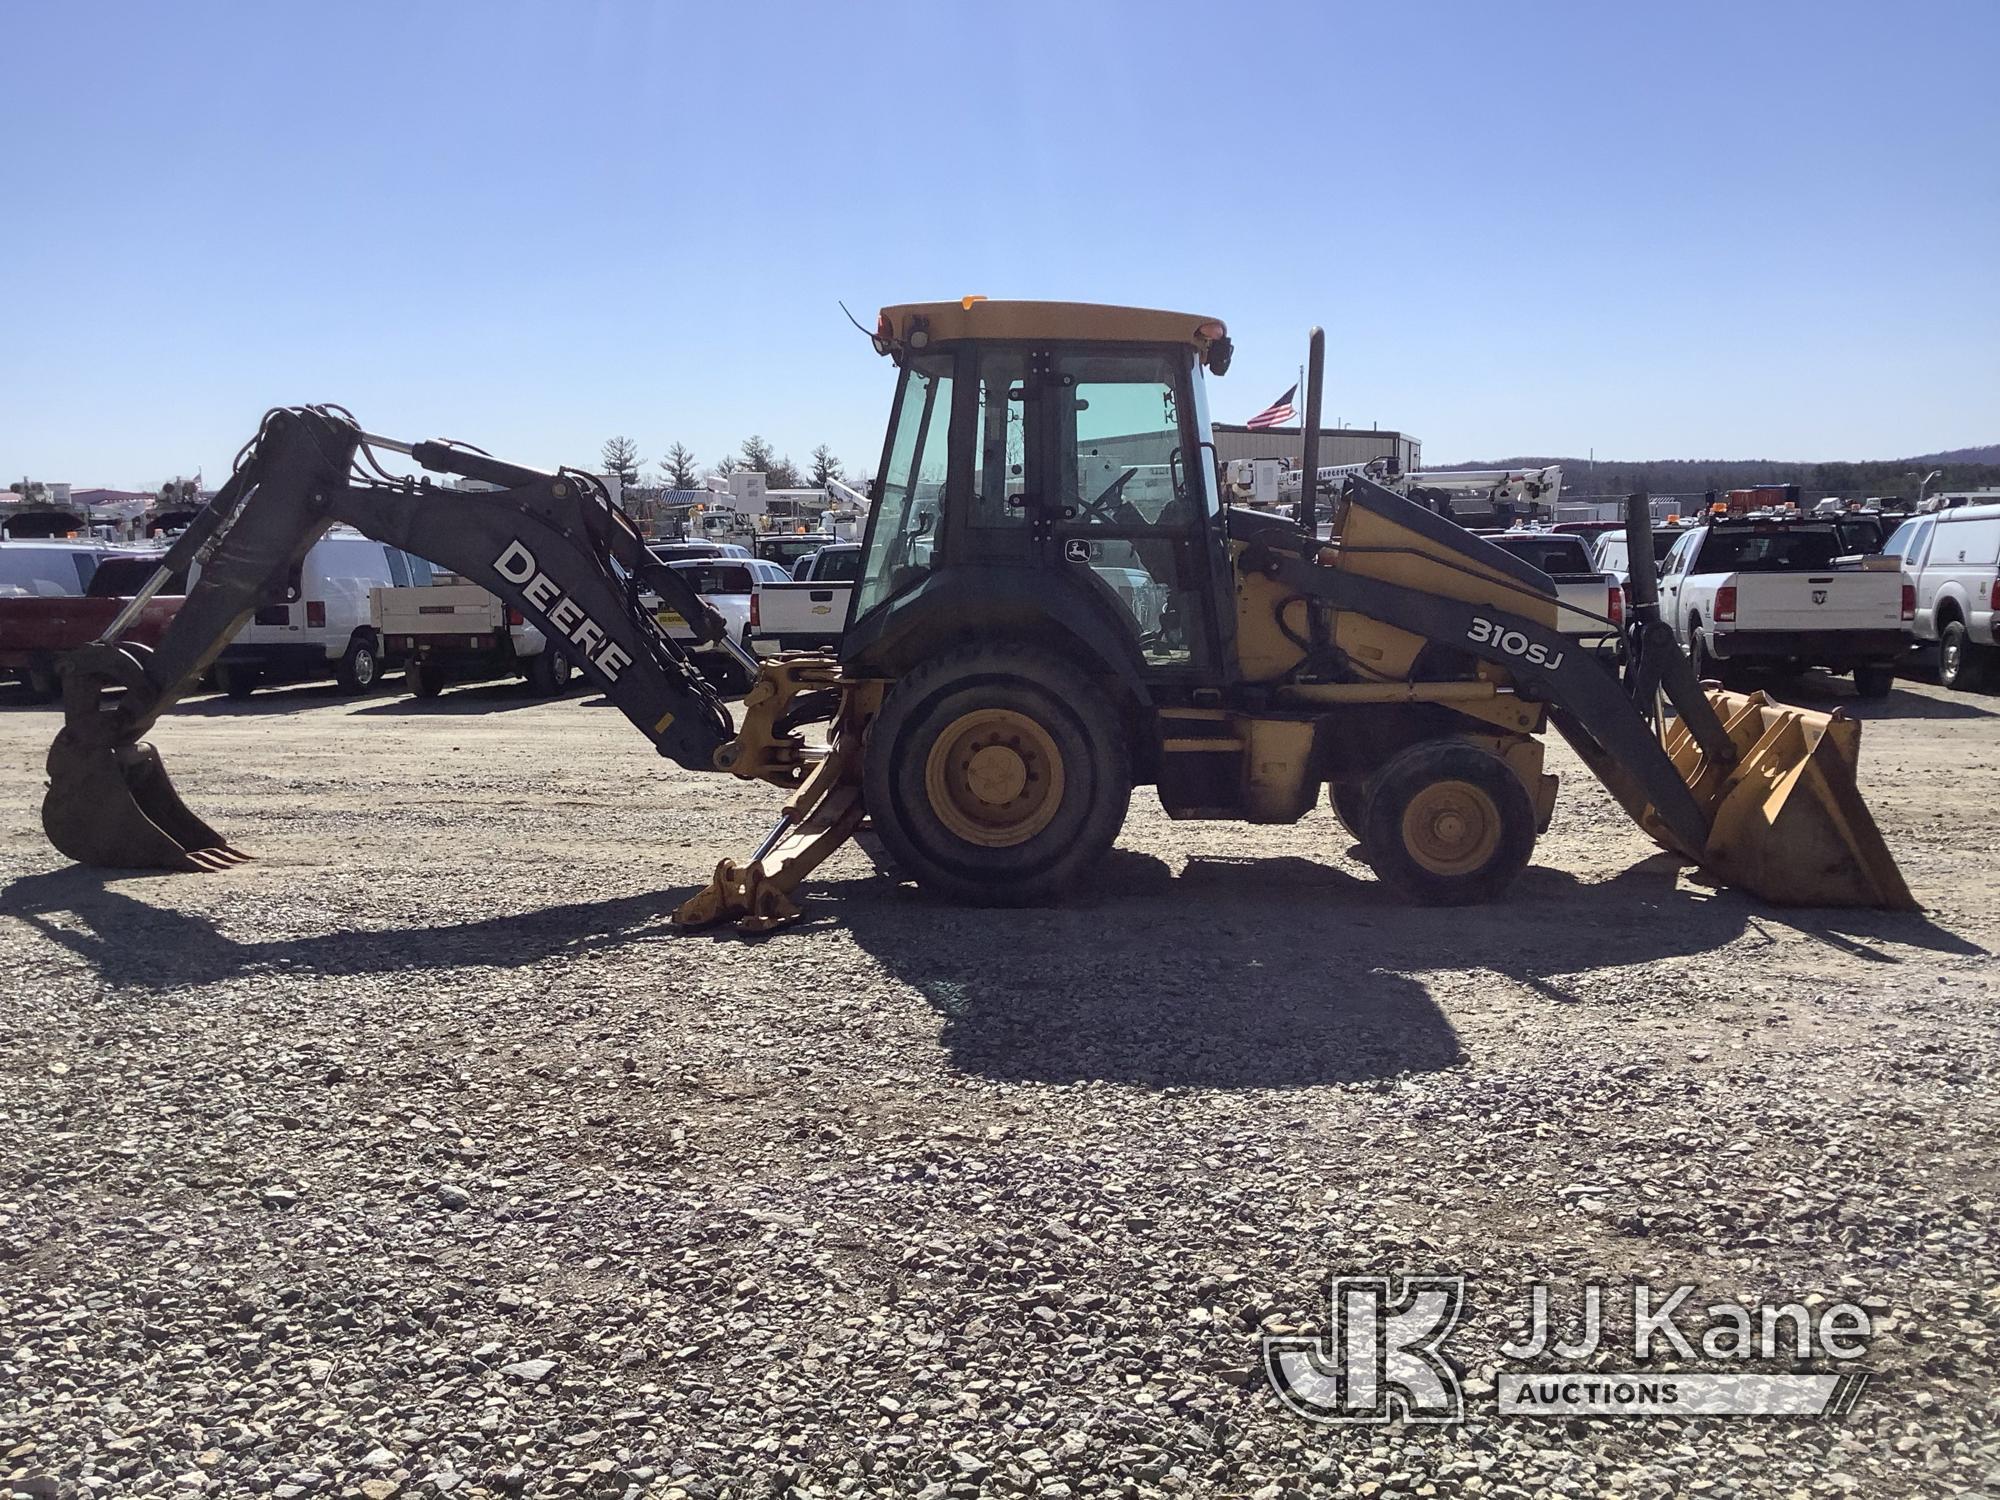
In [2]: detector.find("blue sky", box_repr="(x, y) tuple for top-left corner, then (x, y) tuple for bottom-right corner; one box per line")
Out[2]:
(3, 0), (1995, 488)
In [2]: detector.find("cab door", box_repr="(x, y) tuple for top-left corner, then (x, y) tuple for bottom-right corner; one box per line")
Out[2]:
(1031, 347), (1224, 677)
(1658, 530), (1699, 639)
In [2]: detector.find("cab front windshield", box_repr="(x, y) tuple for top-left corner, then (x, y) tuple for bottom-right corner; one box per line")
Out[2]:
(856, 355), (953, 616)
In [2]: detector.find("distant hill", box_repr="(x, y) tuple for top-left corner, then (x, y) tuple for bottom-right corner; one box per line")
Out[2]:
(1906, 444), (2000, 466)
(1432, 447), (2000, 502)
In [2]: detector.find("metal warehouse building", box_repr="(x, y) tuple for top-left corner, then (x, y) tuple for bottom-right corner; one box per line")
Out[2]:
(1211, 423), (1422, 474)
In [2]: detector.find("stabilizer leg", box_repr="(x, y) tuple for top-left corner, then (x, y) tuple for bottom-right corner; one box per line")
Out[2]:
(674, 668), (881, 933)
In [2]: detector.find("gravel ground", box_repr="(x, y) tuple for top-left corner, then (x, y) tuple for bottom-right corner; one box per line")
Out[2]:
(1, 668), (1996, 1500)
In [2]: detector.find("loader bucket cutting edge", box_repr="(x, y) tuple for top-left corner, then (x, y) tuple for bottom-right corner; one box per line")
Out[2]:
(1653, 688), (1914, 911)
(42, 737), (247, 873)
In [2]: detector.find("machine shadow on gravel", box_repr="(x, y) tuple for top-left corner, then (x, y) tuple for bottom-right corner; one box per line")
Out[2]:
(3, 842), (1977, 1081)
(0, 867), (691, 991)
(808, 852), (1465, 1089)
(829, 846), (1982, 1085)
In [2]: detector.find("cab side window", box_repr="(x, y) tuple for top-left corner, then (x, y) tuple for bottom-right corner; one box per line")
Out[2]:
(968, 350), (1028, 530)
(1907, 519), (1935, 569)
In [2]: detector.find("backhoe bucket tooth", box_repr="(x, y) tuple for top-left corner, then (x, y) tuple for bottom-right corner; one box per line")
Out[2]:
(1653, 689), (1914, 910)
(42, 736), (246, 873)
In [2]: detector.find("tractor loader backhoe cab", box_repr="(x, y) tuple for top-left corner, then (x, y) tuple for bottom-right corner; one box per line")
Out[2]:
(41, 306), (1913, 928)
(688, 299), (1911, 922)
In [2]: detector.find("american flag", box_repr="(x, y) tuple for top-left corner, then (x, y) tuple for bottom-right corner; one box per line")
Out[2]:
(1245, 384), (1297, 430)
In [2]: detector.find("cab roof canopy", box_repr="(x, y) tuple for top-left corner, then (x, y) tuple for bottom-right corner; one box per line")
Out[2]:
(875, 300), (1228, 365)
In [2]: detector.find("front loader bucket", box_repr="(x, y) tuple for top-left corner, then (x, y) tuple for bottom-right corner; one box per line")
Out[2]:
(42, 735), (247, 873)
(1650, 689), (1914, 910)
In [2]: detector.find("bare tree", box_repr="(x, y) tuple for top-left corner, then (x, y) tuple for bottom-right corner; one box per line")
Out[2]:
(600, 436), (643, 487)
(808, 445), (842, 487)
(660, 443), (700, 490)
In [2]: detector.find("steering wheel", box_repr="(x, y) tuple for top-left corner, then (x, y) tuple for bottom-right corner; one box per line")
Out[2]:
(1076, 466), (1139, 523)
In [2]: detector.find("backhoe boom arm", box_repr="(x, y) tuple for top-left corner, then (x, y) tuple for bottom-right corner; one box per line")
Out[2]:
(45, 406), (740, 872)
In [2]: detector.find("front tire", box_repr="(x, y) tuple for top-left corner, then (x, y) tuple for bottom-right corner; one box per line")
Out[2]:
(1360, 739), (1537, 906)
(1329, 783), (1370, 851)
(863, 642), (1131, 907)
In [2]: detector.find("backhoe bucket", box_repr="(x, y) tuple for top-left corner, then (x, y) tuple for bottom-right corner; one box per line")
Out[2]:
(1650, 688), (1913, 910)
(42, 736), (247, 873)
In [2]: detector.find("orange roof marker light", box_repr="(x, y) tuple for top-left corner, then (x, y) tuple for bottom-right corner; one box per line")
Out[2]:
(960, 295), (986, 310)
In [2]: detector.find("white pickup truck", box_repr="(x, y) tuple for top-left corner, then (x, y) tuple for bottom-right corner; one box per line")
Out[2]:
(751, 542), (863, 657)
(1659, 517), (1910, 698)
(1479, 530), (1622, 650)
(373, 573), (572, 697)
(650, 556), (791, 693)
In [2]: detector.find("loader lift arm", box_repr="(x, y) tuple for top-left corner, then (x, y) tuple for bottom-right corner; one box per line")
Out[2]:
(45, 405), (747, 871)
(1256, 476), (1913, 910)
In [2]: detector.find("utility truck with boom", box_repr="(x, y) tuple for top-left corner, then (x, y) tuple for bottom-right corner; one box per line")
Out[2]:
(371, 568), (576, 697)
(41, 305), (1910, 929)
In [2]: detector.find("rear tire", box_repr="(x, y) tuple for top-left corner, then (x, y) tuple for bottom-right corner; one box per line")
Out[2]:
(1360, 739), (1537, 906)
(24, 660), (60, 703)
(1852, 663), (1896, 700)
(407, 657), (445, 699)
(335, 635), (380, 694)
(527, 649), (572, 696)
(704, 649), (753, 699)
(1939, 621), (1991, 691)
(1689, 628), (1718, 686)
(863, 642), (1131, 907)
(215, 662), (259, 700)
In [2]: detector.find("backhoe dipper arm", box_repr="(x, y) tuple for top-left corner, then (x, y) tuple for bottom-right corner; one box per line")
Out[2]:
(45, 406), (737, 872)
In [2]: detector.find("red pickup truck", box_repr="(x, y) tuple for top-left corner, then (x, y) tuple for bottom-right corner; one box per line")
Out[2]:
(0, 548), (185, 700)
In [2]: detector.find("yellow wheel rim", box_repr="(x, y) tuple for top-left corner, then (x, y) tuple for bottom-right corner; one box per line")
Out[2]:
(924, 708), (1065, 848)
(1400, 778), (1502, 877)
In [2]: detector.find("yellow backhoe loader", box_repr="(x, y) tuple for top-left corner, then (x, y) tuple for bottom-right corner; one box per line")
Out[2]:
(40, 303), (1912, 929)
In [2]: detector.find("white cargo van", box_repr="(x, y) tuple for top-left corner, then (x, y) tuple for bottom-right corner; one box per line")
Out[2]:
(1885, 503), (2000, 690)
(206, 529), (433, 697)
